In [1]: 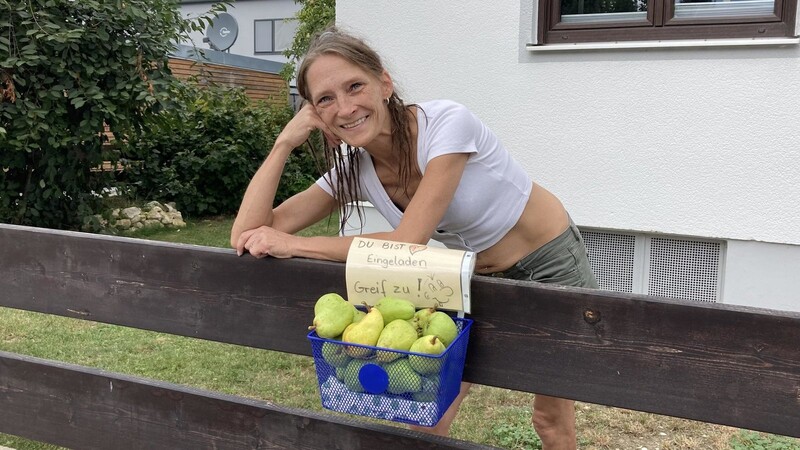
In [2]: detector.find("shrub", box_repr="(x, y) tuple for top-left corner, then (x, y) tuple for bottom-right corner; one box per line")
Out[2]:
(120, 81), (320, 218)
(0, 0), (220, 229)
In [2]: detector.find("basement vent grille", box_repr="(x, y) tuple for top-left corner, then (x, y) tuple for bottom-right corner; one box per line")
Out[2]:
(578, 227), (724, 303)
(647, 237), (721, 303)
(581, 231), (635, 293)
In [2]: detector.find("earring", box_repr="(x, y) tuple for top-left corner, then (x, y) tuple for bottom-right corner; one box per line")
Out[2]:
(384, 97), (390, 105)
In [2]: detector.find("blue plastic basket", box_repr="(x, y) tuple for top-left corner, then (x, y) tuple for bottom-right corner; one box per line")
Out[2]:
(307, 316), (473, 427)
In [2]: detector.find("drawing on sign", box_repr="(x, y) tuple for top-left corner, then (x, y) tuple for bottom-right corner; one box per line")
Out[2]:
(421, 273), (455, 308)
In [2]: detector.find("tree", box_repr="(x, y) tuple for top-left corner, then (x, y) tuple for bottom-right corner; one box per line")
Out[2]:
(280, 0), (336, 82)
(0, 0), (223, 229)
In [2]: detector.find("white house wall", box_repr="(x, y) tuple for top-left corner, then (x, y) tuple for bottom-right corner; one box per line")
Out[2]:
(337, 1), (800, 311)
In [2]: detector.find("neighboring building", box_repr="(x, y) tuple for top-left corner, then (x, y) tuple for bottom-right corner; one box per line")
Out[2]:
(179, 0), (302, 106)
(179, 0), (301, 64)
(336, 1), (800, 312)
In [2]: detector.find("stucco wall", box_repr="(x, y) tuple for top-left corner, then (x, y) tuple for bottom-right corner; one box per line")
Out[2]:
(337, 1), (800, 246)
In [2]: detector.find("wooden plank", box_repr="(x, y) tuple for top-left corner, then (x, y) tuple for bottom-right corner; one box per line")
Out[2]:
(1, 224), (799, 437)
(466, 279), (800, 437)
(0, 351), (491, 450)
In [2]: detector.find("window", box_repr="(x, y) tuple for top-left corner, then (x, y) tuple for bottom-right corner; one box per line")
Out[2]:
(536, 0), (798, 44)
(254, 19), (298, 54)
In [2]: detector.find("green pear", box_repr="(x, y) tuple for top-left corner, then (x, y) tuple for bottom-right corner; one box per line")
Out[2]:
(374, 297), (416, 325)
(424, 311), (458, 347)
(410, 307), (436, 336)
(309, 293), (355, 339)
(385, 358), (422, 394)
(343, 303), (383, 358)
(375, 319), (419, 362)
(412, 375), (440, 402)
(321, 341), (351, 368)
(340, 359), (368, 393)
(352, 308), (366, 323)
(408, 335), (446, 375)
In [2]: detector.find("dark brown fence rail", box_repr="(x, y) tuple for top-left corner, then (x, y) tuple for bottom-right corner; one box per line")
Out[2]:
(1, 223), (799, 448)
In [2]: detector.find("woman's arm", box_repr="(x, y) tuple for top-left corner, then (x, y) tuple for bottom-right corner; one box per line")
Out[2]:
(230, 104), (339, 248)
(236, 152), (470, 261)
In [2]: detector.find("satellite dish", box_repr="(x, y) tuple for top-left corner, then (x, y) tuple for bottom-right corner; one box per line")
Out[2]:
(204, 13), (239, 52)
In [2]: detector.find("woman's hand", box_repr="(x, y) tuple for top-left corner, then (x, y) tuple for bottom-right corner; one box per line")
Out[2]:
(236, 226), (296, 259)
(275, 103), (341, 151)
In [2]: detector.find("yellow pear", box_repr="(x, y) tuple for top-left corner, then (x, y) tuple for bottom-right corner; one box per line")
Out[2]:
(374, 296), (416, 326)
(342, 303), (384, 358)
(375, 319), (419, 362)
(424, 311), (458, 347)
(408, 335), (446, 375)
(308, 293), (354, 339)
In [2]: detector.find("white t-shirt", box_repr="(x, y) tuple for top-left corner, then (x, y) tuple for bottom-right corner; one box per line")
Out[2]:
(316, 99), (532, 252)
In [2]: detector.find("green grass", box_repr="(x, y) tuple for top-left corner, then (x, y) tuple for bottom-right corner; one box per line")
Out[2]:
(1, 215), (799, 449)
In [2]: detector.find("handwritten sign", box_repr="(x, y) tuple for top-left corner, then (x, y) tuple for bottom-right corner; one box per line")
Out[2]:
(345, 237), (475, 313)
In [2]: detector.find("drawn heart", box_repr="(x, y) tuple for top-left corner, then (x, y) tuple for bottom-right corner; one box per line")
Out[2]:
(409, 245), (427, 255)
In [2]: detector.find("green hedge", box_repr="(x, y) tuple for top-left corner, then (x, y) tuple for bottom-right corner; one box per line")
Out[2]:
(0, 0), (222, 229)
(120, 81), (320, 218)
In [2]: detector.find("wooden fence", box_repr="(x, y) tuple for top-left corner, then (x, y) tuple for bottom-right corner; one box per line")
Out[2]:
(168, 57), (288, 105)
(0, 223), (799, 449)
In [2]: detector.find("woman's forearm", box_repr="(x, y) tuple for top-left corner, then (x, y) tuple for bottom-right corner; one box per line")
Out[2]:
(289, 230), (429, 262)
(290, 234), (355, 262)
(230, 142), (294, 246)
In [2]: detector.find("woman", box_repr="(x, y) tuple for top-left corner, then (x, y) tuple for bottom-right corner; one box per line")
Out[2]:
(231, 26), (598, 449)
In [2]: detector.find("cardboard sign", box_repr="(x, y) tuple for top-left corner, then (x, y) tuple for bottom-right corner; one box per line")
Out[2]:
(346, 237), (475, 313)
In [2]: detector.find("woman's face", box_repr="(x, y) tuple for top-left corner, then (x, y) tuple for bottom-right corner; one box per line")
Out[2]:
(305, 54), (393, 149)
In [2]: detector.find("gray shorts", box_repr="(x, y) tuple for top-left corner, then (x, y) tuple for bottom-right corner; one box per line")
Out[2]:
(490, 220), (599, 289)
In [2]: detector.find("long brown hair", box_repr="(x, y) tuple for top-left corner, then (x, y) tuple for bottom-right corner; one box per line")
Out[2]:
(296, 26), (418, 232)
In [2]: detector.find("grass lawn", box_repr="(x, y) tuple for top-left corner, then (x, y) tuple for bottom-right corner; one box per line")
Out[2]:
(1, 216), (798, 449)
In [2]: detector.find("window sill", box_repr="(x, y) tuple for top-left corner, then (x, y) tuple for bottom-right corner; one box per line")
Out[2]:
(527, 37), (800, 51)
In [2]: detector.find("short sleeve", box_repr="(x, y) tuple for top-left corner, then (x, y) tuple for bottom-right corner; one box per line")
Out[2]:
(422, 102), (481, 164)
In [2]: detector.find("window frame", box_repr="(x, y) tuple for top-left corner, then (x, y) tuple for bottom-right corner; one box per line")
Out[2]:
(253, 18), (297, 55)
(536, 0), (798, 45)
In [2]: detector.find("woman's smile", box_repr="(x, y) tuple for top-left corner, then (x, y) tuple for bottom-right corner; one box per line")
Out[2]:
(341, 115), (368, 130)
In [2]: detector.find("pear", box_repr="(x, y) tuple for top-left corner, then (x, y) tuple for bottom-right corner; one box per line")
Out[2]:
(321, 341), (351, 368)
(408, 335), (446, 375)
(343, 303), (384, 358)
(424, 311), (458, 347)
(374, 297), (416, 325)
(410, 307), (436, 336)
(352, 308), (366, 323)
(339, 359), (368, 393)
(375, 319), (419, 362)
(385, 358), (422, 394)
(412, 374), (440, 402)
(309, 293), (355, 339)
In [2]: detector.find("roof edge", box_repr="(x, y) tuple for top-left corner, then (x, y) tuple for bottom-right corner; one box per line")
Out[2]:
(171, 44), (286, 75)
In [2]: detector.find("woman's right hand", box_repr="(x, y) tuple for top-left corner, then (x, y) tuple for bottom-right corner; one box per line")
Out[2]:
(275, 103), (342, 151)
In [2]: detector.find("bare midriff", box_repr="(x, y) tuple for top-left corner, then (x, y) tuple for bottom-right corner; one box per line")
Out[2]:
(473, 182), (570, 274)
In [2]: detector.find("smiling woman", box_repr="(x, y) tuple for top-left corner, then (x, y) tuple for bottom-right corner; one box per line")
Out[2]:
(228, 25), (598, 449)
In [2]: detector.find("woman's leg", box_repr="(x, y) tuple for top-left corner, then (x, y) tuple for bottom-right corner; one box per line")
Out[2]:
(511, 219), (598, 449)
(409, 382), (472, 436)
(532, 395), (577, 450)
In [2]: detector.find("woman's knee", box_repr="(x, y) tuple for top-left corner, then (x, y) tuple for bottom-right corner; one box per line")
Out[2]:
(531, 395), (575, 430)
